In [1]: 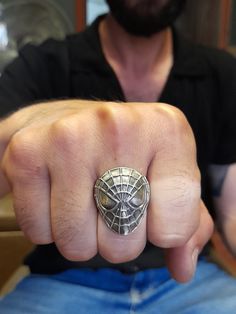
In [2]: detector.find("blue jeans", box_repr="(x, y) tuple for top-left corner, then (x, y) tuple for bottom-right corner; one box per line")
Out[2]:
(1, 260), (236, 313)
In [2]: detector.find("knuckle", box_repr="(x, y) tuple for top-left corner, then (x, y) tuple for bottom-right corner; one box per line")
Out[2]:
(148, 231), (188, 248)
(95, 104), (139, 156)
(167, 112), (188, 136)
(59, 246), (97, 262)
(49, 117), (90, 159)
(149, 172), (201, 248)
(101, 251), (134, 264)
(5, 133), (43, 181)
(18, 216), (50, 244)
(55, 234), (77, 260)
(26, 229), (52, 245)
(154, 104), (193, 139)
(53, 212), (97, 261)
(169, 171), (201, 208)
(50, 119), (79, 150)
(95, 104), (138, 137)
(100, 245), (141, 264)
(56, 229), (97, 261)
(8, 132), (39, 170)
(153, 170), (201, 213)
(53, 217), (78, 247)
(16, 213), (33, 235)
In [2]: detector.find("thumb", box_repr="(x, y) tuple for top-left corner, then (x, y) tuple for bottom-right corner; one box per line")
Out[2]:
(165, 201), (214, 283)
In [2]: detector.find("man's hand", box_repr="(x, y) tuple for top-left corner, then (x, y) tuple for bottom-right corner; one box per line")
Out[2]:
(0, 100), (213, 282)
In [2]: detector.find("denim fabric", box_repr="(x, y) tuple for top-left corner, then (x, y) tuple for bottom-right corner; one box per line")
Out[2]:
(1, 260), (236, 313)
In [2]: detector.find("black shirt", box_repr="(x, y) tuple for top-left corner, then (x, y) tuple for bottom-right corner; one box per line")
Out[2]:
(1, 16), (236, 274)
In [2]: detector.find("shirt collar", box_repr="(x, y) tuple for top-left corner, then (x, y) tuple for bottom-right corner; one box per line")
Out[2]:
(69, 15), (208, 78)
(171, 27), (207, 77)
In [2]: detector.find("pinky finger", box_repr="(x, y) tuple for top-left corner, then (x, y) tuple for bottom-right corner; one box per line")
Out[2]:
(2, 147), (52, 244)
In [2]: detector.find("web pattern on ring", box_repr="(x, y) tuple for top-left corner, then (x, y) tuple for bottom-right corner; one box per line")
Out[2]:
(94, 167), (150, 235)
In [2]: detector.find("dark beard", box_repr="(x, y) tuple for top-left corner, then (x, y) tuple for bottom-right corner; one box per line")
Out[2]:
(105, 0), (186, 37)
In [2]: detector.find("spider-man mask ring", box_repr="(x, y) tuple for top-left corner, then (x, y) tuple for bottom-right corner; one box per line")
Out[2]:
(94, 167), (150, 235)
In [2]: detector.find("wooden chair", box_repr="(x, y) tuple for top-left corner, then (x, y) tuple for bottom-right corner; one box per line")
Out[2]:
(0, 195), (33, 296)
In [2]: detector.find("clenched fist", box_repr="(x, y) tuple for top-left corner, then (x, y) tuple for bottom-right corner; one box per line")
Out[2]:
(0, 100), (213, 282)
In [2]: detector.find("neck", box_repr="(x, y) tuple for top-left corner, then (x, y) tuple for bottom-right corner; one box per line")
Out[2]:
(99, 14), (173, 76)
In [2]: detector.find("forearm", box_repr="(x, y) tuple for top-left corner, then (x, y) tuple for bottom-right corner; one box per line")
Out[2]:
(212, 163), (236, 256)
(215, 214), (236, 256)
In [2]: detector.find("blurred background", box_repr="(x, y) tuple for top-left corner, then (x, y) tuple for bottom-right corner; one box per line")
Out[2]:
(1, 0), (236, 296)
(0, 0), (236, 75)
(0, 0), (236, 74)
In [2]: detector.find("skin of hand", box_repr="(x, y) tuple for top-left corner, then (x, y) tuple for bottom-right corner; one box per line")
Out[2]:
(0, 100), (214, 283)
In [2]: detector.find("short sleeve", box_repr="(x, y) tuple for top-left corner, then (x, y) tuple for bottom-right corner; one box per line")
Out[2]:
(210, 50), (236, 164)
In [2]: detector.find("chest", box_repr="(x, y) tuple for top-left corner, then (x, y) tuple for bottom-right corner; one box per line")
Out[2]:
(117, 72), (168, 102)
(109, 57), (173, 102)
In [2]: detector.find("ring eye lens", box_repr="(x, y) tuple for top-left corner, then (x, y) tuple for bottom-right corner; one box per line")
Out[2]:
(130, 188), (145, 207)
(100, 191), (116, 210)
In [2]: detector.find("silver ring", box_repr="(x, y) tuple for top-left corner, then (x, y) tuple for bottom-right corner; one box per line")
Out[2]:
(94, 167), (150, 235)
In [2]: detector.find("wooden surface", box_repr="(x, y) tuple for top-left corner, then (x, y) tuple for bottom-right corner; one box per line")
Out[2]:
(175, 0), (233, 50)
(76, 0), (86, 31)
(0, 231), (33, 291)
(218, 0), (232, 48)
(0, 195), (19, 232)
(0, 196), (33, 290)
(210, 230), (236, 276)
(177, 0), (221, 46)
(0, 265), (30, 296)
